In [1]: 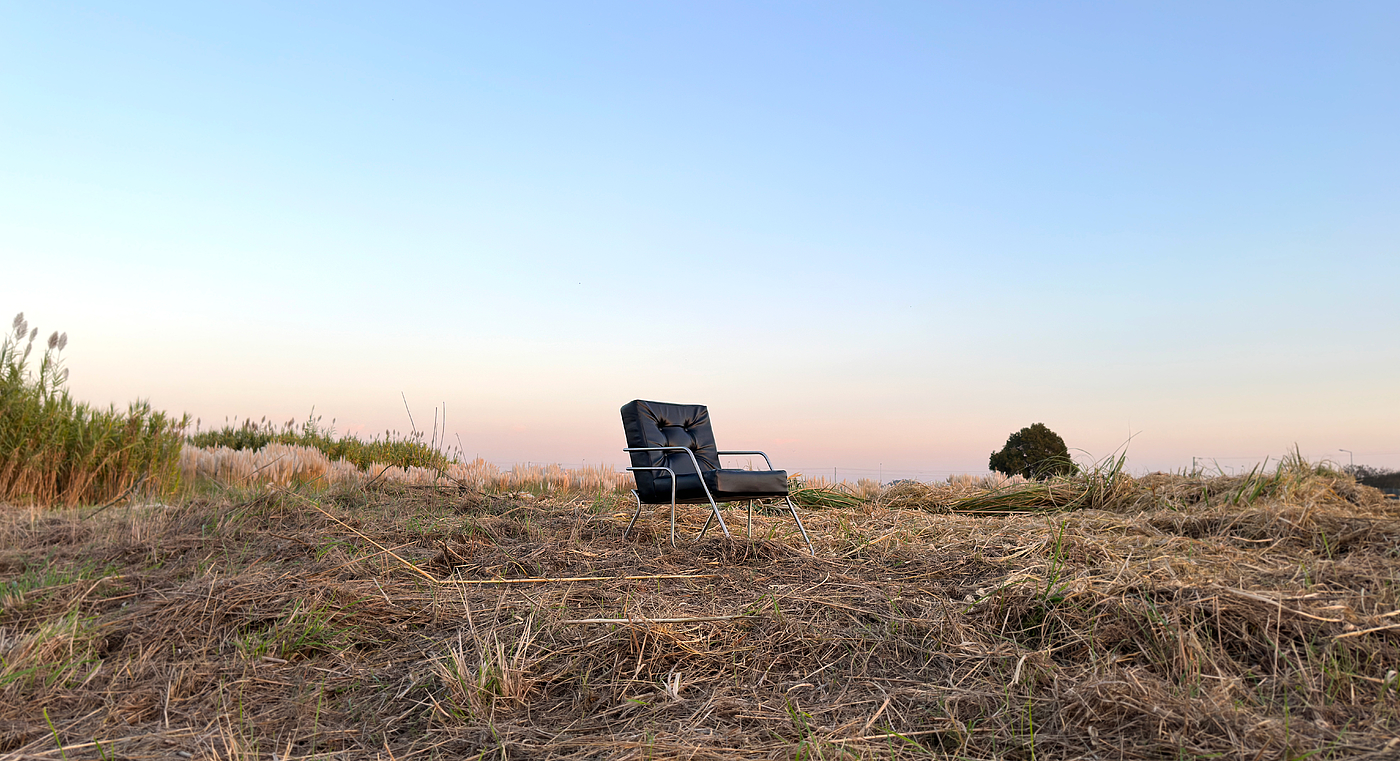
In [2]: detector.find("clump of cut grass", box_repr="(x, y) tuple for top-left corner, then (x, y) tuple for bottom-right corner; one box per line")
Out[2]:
(0, 312), (186, 507)
(786, 474), (867, 510)
(944, 451), (1134, 514)
(877, 471), (1028, 511)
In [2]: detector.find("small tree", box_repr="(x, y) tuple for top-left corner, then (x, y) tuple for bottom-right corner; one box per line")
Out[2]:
(989, 423), (1075, 480)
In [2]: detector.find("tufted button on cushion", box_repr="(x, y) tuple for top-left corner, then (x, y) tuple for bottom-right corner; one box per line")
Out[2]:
(660, 426), (694, 451)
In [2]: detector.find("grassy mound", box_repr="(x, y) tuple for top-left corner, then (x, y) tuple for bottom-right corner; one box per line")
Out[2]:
(878, 451), (1364, 516)
(2, 462), (1398, 758)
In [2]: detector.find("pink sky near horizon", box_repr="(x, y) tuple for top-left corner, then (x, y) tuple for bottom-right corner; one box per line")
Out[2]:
(32, 307), (1396, 480)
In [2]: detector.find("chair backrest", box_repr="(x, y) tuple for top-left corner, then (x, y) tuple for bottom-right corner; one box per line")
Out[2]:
(620, 400), (721, 490)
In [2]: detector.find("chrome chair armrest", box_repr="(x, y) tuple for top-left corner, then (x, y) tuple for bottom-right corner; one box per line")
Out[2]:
(624, 446), (713, 482)
(715, 450), (775, 470)
(625, 466), (677, 500)
(625, 465), (677, 475)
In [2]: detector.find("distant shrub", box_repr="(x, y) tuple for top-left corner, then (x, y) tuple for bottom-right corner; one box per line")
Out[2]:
(0, 313), (186, 506)
(188, 415), (449, 472)
(988, 423), (1076, 480)
(1350, 465), (1400, 490)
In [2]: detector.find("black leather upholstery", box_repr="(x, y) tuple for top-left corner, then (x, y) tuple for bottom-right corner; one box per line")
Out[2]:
(707, 468), (788, 498)
(621, 399), (789, 505)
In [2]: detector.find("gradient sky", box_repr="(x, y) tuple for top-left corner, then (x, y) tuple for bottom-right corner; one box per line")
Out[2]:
(3, 2), (1397, 479)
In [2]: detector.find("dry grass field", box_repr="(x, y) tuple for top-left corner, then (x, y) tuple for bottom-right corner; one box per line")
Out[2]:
(2, 459), (1399, 760)
(179, 444), (636, 494)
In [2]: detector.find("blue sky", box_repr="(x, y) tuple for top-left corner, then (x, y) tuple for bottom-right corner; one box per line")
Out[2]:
(3, 2), (1397, 477)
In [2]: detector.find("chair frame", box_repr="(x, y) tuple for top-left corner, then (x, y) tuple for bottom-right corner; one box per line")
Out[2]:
(622, 446), (814, 555)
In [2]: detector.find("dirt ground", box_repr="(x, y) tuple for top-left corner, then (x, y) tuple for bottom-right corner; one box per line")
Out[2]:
(2, 470), (1399, 759)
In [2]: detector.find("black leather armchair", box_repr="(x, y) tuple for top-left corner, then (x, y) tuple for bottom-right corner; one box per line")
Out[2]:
(620, 399), (814, 554)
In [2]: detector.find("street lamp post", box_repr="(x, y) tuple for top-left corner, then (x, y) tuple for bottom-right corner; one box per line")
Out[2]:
(1340, 449), (1354, 470)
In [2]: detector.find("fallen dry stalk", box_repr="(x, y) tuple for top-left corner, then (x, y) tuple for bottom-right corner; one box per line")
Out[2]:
(1216, 586), (1347, 622)
(1336, 622), (1400, 640)
(447, 574), (715, 585)
(299, 492), (441, 583)
(560, 615), (748, 625)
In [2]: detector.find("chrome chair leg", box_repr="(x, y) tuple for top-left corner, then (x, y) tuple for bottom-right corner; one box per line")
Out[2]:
(785, 496), (815, 556)
(702, 497), (809, 553)
(695, 492), (731, 541)
(668, 490), (678, 548)
(622, 490), (645, 542)
(623, 467), (680, 548)
(621, 488), (679, 548)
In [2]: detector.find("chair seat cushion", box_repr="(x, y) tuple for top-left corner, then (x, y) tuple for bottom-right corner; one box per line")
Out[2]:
(706, 469), (789, 499)
(636, 468), (788, 504)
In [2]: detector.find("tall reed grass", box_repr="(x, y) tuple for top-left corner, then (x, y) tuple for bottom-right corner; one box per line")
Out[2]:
(188, 415), (448, 471)
(0, 313), (186, 507)
(181, 443), (635, 494)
